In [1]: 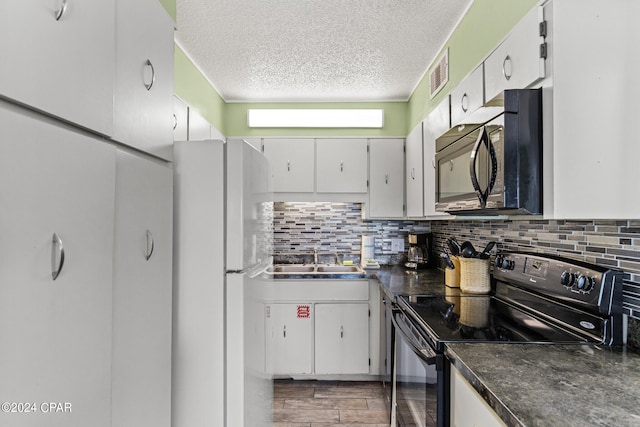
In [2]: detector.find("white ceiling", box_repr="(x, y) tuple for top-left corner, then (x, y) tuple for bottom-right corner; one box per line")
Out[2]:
(175, 0), (474, 102)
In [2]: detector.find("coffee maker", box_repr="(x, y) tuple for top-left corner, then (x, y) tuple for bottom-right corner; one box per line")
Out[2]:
(404, 232), (433, 270)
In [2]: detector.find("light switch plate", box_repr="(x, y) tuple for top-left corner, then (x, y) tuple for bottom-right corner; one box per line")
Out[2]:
(391, 239), (404, 252)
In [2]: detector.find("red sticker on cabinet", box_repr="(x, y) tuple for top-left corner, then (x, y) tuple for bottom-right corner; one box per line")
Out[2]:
(297, 305), (310, 319)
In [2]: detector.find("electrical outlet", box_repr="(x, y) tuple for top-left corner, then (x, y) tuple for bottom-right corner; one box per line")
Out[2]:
(391, 239), (404, 252)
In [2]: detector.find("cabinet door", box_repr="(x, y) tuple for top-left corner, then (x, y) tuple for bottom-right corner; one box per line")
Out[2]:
(173, 96), (189, 141)
(315, 304), (370, 375)
(423, 97), (451, 217)
(0, 103), (116, 427)
(112, 151), (173, 427)
(263, 139), (315, 192)
(451, 367), (507, 427)
(484, 5), (545, 102)
(406, 122), (424, 217)
(114, 0), (174, 160)
(450, 65), (484, 126)
(0, 0), (114, 136)
(316, 139), (368, 193)
(369, 139), (404, 218)
(266, 304), (314, 375)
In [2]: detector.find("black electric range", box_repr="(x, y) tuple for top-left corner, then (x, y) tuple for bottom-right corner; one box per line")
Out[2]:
(390, 252), (625, 427)
(397, 251), (625, 350)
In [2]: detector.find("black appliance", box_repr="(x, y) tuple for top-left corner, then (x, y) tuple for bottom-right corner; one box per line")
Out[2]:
(391, 252), (624, 427)
(434, 89), (543, 215)
(405, 232), (433, 270)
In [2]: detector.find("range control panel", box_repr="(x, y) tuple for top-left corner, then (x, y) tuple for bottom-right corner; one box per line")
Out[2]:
(493, 252), (623, 315)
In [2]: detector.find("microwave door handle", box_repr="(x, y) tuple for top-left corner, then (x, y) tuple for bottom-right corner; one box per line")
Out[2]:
(469, 127), (489, 208)
(488, 136), (498, 195)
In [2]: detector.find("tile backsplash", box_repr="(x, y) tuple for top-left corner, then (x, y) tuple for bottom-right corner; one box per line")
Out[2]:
(273, 202), (430, 264)
(272, 203), (640, 347)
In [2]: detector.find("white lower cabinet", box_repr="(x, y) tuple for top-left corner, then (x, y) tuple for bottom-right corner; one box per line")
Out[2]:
(0, 102), (116, 427)
(450, 367), (506, 427)
(266, 303), (314, 375)
(265, 280), (380, 378)
(111, 151), (173, 427)
(315, 303), (370, 374)
(0, 101), (174, 427)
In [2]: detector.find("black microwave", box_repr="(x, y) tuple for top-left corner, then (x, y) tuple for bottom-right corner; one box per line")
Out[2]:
(434, 88), (542, 215)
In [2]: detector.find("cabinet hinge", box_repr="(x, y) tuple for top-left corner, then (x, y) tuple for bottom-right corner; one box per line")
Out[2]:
(539, 20), (547, 38)
(384, 358), (387, 367)
(369, 358), (371, 366)
(367, 180), (369, 188)
(368, 309), (371, 317)
(367, 145), (370, 153)
(539, 42), (548, 60)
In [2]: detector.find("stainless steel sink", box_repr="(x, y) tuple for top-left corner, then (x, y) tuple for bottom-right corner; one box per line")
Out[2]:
(268, 264), (365, 275)
(271, 265), (316, 273)
(316, 265), (361, 273)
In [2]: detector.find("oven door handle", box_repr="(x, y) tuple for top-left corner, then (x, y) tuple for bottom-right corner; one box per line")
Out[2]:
(391, 309), (437, 365)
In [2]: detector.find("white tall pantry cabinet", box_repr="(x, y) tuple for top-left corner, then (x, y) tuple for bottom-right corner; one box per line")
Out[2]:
(0, 1), (174, 426)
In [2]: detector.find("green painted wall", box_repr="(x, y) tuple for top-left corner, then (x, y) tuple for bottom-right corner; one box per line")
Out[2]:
(174, 45), (227, 134)
(159, 0), (176, 22)
(407, 0), (538, 131)
(225, 102), (407, 137)
(171, 0), (537, 137)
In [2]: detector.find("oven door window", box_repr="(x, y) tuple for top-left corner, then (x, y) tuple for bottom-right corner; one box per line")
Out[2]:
(392, 310), (439, 427)
(395, 337), (438, 426)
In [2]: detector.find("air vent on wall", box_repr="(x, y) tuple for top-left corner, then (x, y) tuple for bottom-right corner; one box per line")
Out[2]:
(429, 49), (449, 99)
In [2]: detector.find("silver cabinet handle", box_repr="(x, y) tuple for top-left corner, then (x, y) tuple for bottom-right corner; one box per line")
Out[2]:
(173, 114), (178, 130)
(144, 59), (156, 90)
(55, 0), (68, 21)
(411, 167), (415, 180)
(283, 325), (287, 338)
(340, 161), (344, 172)
(385, 173), (389, 184)
(502, 55), (512, 81)
(287, 160), (290, 171)
(145, 230), (155, 261)
(340, 326), (344, 338)
(51, 233), (65, 281)
(461, 93), (469, 112)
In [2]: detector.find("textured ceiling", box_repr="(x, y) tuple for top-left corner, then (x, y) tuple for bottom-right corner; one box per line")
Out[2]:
(175, 0), (474, 102)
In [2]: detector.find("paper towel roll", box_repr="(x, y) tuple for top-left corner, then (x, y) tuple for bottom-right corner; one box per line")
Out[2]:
(361, 235), (375, 261)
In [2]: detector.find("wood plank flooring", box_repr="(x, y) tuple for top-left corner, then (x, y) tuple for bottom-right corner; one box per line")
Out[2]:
(273, 379), (391, 426)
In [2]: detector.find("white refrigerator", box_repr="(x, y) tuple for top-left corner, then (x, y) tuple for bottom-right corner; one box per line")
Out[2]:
(172, 139), (273, 426)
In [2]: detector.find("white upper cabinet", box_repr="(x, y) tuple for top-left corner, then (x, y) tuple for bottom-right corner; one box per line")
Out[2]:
(406, 122), (424, 218)
(368, 139), (405, 218)
(173, 96), (189, 141)
(543, 0), (640, 219)
(316, 139), (368, 193)
(0, 102), (116, 427)
(0, 0), (115, 136)
(450, 65), (484, 126)
(263, 138), (315, 192)
(484, 5), (545, 102)
(423, 97), (451, 217)
(114, 0), (174, 160)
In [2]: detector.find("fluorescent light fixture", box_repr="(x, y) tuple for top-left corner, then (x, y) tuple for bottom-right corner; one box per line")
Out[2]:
(247, 109), (384, 128)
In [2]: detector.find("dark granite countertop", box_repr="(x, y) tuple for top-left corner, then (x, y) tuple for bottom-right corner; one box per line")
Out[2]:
(372, 265), (640, 427)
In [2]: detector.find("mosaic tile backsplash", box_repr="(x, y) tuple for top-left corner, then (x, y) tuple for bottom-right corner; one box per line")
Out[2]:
(273, 202), (430, 265)
(272, 203), (640, 347)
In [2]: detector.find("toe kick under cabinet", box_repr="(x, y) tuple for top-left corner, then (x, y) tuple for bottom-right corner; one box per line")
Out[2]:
(264, 280), (383, 378)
